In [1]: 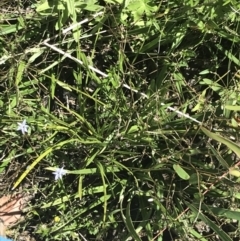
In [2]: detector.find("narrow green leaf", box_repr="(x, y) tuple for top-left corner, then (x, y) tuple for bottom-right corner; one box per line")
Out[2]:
(36, 0), (51, 12)
(13, 139), (78, 189)
(15, 61), (26, 86)
(202, 203), (240, 221)
(188, 203), (232, 241)
(201, 126), (240, 157)
(45, 166), (121, 175)
(189, 228), (208, 241)
(216, 44), (240, 66)
(125, 201), (142, 241)
(55, 79), (72, 91)
(207, 142), (229, 168)
(42, 186), (110, 208)
(78, 175), (84, 199)
(52, 194), (111, 233)
(199, 69), (210, 75)
(96, 162), (108, 222)
(0, 150), (17, 173)
(27, 48), (45, 64)
(225, 105), (240, 111)
(18, 16), (25, 28)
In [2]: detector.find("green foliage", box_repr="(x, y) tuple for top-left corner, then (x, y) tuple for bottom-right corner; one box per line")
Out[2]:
(1, 0), (240, 240)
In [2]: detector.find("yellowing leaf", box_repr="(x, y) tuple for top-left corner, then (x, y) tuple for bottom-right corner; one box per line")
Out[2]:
(229, 168), (240, 177)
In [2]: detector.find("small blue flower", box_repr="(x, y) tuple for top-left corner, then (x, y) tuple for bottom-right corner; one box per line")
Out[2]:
(53, 167), (67, 180)
(17, 119), (29, 134)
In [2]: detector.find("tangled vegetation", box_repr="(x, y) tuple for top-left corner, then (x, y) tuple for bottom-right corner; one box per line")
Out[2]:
(1, 0), (240, 240)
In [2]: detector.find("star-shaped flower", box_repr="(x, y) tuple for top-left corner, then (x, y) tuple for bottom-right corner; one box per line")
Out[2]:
(53, 167), (67, 180)
(17, 119), (29, 134)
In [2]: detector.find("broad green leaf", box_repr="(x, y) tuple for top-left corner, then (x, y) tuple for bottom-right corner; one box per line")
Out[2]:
(126, 125), (142, 134)
(0, 24), (20, 35)
(191, 89), (206, 112)
(173, 164), (190, 180)
(36, 0), (50, 12)
(189, 173), (201, 185)
(199, 69), (210, 75)
(65, 0), (75, 17)
(201, 78), (222, 92)
(191, 102), (202, 112)
(233, 192), (240, 199)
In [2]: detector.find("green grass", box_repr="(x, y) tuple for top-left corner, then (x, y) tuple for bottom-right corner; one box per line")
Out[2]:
(1, 0), (240, 240)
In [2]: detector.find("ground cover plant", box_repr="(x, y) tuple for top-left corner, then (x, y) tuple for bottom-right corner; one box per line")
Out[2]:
(1, 0), (240, 240)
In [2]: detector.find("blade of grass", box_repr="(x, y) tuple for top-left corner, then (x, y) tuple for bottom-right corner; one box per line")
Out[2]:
(12, 139), (80, 189)
(188, 203), (232, 241)
(201, 126), (240, 158)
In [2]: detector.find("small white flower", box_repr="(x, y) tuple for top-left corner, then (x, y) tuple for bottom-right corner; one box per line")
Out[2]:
(17, 119), (29, 134)
(53, 167), (67, 180)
